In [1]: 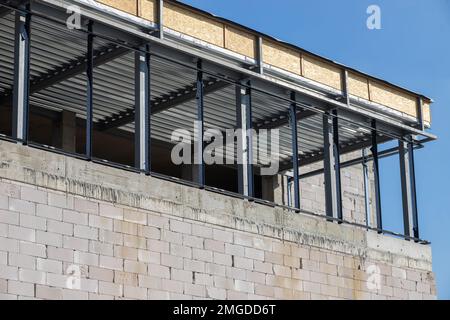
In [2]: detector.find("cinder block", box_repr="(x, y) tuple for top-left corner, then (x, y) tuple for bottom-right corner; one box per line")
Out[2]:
(213, 229), (233, 243)
(99, 203), (123, 220)
(0, 265), (19, 280)
(225, 243), (244, 257)
(206, 286), (226, 300)
(148, 264), (170, 279)
(161, 254), (183, 269)
(99, 281), (123, 296)
(47, 220), (73, 236)
(74, 198), (98, 215)
(19, 213), (46, 231)
(170, 219), (192, 235)
(48, 193), (73, 210)
(89, 241), (114, 256)
(0, 209), (20, 224)
(36, 204), (62, 221)
(36, 231), (62, 247)
(204, 239), (225, 253)
(114, 220), (137, 236)
(0, 237), (19, 253)
(74, 251), (99, 266)
(184, 283), (206, 297)
(89, 267), (114, 282)
(244, 247), (264, 261)
(63, 210), (88, 225)
(124, 260), (147, 274)
(162, 279), (184, 293)
(138, 225), (160, 240)
(8, 280), (34, 297)
(36, 285), (62, 300)
(89, 215), (113, 231)
(0, 195), (8, 210)
(63, 236), (89, 252)
(234, 257), (253, 271)
(99, 230), (123, 246)
(47, 246), (73, 263)
(192, 248), (213, 263)
(8, 225), (35, 242)
(147, 214), (169, 229)
(192, 224), (213, 239)
(184, 259), (205, 273)
(8, 253), (35, 270)
(19, 269), (46, 284)
(20, 241), (46, 258)
(124, 209), (147, 225)
(36, 258), (62, 274)
(213, 252), (232, 266)
(124, 285), (147, 300)
(114, 271), (138, 286)
(138, 275), (162, 289)
(99, 255), (123, 271)
(138, 249), (160, 264)
(123, 234), (147, 249)
(182, 234), (203, 249)
(74, 225), (98, 240)
(20, 187), (47, 204)
(254, 261), (273, 274)
(62, 289), (89, 300)
(114, 246), (138, 260)
(148, 289), (170, 300)
(147, 239), (169, 254)
(171, 268), (192, 283)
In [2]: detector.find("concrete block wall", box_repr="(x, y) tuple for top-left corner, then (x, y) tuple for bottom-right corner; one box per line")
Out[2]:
(0, 141), (436, 300)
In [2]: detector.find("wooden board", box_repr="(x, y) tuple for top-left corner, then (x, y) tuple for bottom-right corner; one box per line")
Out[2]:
(262, 40), (301, 75)
(138, 0), (156, 22)
(369, 80), (418, 117)
(163, 2), (224, 47)
(97, 0), (138, 15)
(301, 54), (342, 90)
(224, 26), (256, 59)
(348, 72), (370, 100)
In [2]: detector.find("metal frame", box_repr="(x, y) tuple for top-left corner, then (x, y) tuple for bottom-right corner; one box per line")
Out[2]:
(1, 1), (432, 244)
(135, 45), (151, 173)
(323, 110), (342, 220)
(371, 120), (383, 232)
(196, 59), (205, 187)
(236, 82), (254, 198)
(399, 138), (420, 240)
(12, 2), (30, 143)
(86, 20), (94, 159)
(289, 91), (300, 211)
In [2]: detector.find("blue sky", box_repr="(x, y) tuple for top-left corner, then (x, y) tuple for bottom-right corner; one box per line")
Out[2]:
(179, 0), (450, 299)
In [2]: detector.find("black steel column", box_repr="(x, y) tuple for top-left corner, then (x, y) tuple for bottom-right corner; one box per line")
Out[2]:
(371, 120), (383, 232)
(399, 138), (418, 240)
(236, 82), (254, 198)
(289, 92), (300, 211)
(135, 45), (150, 174)
(12, 2), (30, 143)
(86, 21), (94, 159)
(196, 59), (205, 187)
(408, 140), (420, 240)
(323, 110), (342, 220)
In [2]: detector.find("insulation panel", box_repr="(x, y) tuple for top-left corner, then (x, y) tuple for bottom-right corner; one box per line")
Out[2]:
(262, 40), (301, 75)
(348, 72), (370, 100)
(302, 54), (342, 90)
(97, 0), (138, 15)
(163, 2), (224, 47)
(224, 26), (256, 59)
(369, 80), (418, 117)
(138, 0), (157, 22)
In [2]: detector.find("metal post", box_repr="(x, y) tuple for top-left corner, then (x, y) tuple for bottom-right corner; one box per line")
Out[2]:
(158, 0), (164, 39)
(289, 91), (300, 211)
(195, 59), (205, 187)
(417, 97), (425, 132)
(371, 120), (383, 232)
(12, 2), (30, 143)
(86, 21), (94, 159)
(135, 46), (150, 173)
(323, 110), (342, 220)
(362, 148), (371, 228)
(408, 140), (420, 240)
(236, 82), (254, 198)
(341, 69), (350, 106)
(399, 138), (418, 240)
(257, 36), (264, 75)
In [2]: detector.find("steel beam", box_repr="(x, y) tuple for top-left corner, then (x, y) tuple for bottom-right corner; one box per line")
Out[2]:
(236, 82), (254, 197)
(12, 3), (30, 142)
(134, 46), (151, 173)
(158, 0), (164, 39)
(97, 78), (229, 131)
(86, 21), (94, 159)
(195, 59), (205, 187)
(323, 110), (342, 220)
(399, 138), (419, 240)
(289, 92), (300, 210)
(371, 120), (383, 232)
(417, 97), (425, 131)
(255, 108), (316, 131)
(257, 36), (264, 75)
(362, 148), (371, 228)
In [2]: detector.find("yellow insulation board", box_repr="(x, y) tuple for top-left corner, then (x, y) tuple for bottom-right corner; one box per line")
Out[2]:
(423, 101), (431, 123)
(163, 2), (224, 47)
(348, 72), (370, 100)
(262, 40), (301, 75)
(301, 54), (342, 91)
(97, 0), (138, 15)
(138, 0), (156, 22)
(224, 26), (256, 59)
(369, 80), (418, 118)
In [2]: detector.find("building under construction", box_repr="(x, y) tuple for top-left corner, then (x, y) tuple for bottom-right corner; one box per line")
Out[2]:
(0, 0), (437, 300)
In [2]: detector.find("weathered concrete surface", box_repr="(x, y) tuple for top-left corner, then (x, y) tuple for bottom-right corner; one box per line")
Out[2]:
(0, 140), (436, 299)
